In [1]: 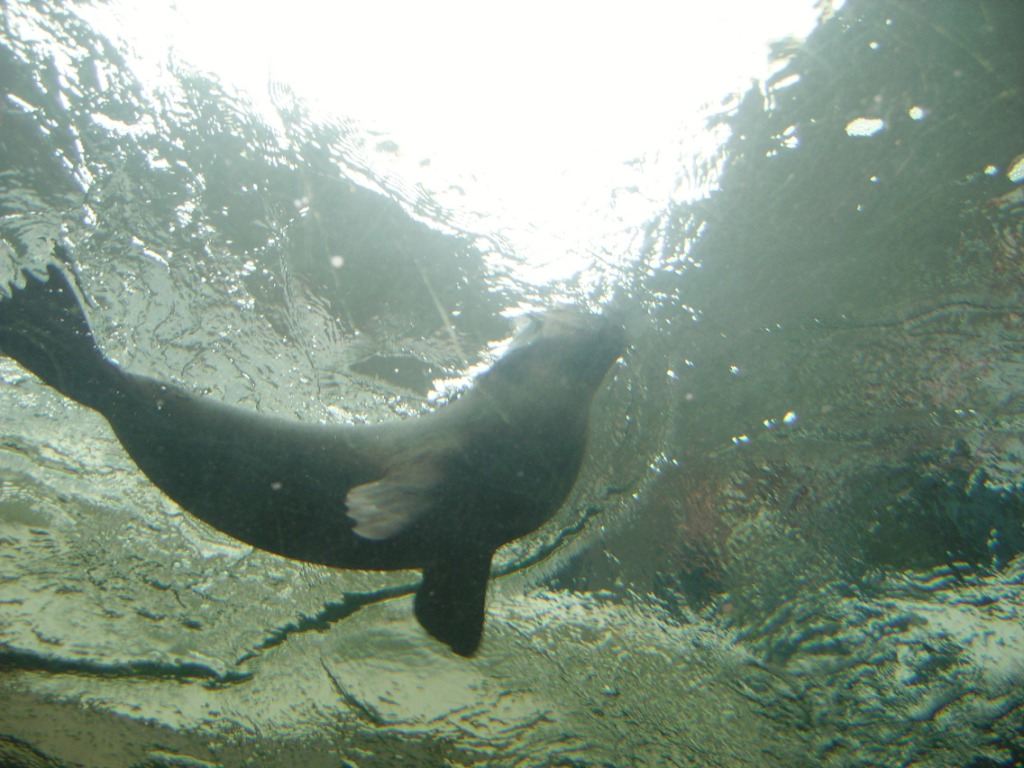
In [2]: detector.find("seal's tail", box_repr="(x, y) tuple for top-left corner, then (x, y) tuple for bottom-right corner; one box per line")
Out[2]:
(0, 260), (115, 410)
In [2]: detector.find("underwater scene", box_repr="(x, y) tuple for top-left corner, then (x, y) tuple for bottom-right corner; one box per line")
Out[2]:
(0, 1), (1022, 766)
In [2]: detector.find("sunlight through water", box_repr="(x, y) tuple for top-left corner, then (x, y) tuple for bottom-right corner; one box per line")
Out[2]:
(78, 0), (833, 286)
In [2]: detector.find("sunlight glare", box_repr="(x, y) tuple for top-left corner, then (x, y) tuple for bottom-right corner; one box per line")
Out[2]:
(81, 0), (826, 284)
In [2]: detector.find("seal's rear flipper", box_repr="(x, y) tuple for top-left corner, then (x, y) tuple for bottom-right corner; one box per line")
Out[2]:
(0, 260), (114, 409)
(414, 549), (493, 657)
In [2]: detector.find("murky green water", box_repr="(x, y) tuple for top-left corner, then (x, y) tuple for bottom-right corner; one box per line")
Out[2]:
(1, 1), (1022, 766)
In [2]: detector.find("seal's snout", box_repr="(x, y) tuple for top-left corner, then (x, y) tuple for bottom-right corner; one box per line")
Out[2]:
(542, 309), (627, 388)
(594, 317), (628, 381)
(602, 315), (628, 359)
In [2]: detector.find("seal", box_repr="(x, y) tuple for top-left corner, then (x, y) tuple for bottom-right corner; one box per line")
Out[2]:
(0, 251), (625, 655)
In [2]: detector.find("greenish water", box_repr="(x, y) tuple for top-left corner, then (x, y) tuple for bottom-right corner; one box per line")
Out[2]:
(1, 1), (1022, 766)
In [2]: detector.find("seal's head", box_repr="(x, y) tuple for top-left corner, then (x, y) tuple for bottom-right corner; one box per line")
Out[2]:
(484, 308), (626, 402)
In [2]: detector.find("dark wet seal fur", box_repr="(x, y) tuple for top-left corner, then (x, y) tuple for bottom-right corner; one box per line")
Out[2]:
(0, 251), (625, 656)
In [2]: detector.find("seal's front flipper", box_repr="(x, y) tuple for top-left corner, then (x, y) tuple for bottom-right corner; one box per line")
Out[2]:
(346, 460), (443, 540)
(415, 549), (494, 657)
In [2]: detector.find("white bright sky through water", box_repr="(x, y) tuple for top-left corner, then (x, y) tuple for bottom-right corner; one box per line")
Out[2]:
(84, 1), (834, 284)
